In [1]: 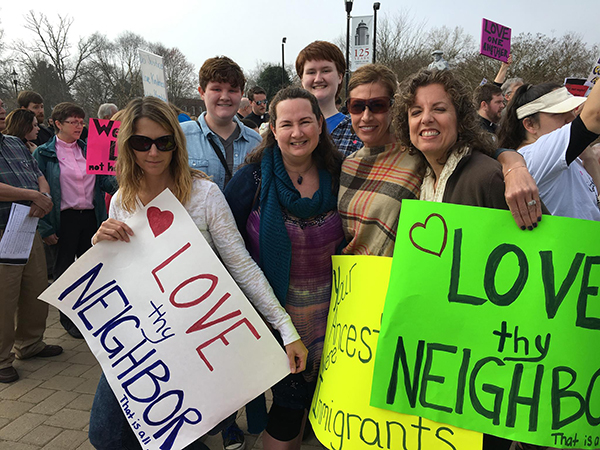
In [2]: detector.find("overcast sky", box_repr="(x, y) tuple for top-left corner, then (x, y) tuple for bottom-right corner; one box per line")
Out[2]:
(2, 1), (599, 80)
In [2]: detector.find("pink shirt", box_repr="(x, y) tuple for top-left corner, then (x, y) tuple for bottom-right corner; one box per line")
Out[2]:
(55, 138), (95, 211)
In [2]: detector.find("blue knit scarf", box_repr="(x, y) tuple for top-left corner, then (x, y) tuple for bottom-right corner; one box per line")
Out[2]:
(259, 145), (337, 306)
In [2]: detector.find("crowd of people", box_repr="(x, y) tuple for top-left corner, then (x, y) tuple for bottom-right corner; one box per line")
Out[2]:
(1, 38), (599, 450)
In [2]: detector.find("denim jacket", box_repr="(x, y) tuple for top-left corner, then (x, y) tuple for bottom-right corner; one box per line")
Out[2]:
(181, 112), (262, 191)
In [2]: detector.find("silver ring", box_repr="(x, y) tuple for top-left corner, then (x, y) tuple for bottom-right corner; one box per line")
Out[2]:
(527, 200), (537, 207)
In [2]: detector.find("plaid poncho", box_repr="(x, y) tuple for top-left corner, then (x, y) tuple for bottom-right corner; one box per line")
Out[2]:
(338, 142), (422, 256)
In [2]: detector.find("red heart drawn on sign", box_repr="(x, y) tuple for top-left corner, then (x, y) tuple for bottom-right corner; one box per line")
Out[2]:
(147, 207), (174, 238)
(409, 213), (448, 257)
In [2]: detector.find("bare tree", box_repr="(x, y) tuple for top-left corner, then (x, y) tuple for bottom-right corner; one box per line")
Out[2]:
(148, 43), (196, 101)
(0, 14), (15, 100)
(426, 26), (477, 64)
(376, 11), (428, 67)
(14, 11), (102, 90)
(510, 32), (598, 84)
(245, 60), (270, 91)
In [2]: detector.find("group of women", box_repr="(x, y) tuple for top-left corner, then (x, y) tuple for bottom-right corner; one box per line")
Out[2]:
(74, 61), (599, 450)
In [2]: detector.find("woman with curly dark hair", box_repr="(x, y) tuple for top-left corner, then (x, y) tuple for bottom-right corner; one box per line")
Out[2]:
(394, 69), (509, 211)
(395, 68), (518, 450)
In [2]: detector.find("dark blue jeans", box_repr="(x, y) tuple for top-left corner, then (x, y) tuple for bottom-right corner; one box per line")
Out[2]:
(89, 374), (211, 450)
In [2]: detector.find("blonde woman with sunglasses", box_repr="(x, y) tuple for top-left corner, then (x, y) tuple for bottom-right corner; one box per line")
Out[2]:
(88, 96), (307, 450)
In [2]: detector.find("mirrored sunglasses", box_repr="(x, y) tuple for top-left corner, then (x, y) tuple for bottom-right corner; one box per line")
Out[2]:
(255, 100), (268, 106)
(129, 135), (176, 152)
(346, 97), (394, 114)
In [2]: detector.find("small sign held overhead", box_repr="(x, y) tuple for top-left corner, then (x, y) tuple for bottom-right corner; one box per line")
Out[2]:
(480, 18), (511, 63)
(139, 49), (168, 102)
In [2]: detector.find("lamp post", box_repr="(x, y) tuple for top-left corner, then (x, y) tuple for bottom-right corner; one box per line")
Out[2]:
(345, 0), (354, 97)
(282, 37), (287, 89)
(373, 2), (380, 63)
(11, 68), (18, 98)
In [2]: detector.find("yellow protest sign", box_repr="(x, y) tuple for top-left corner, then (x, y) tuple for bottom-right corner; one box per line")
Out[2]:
(309, 255), (482, 450)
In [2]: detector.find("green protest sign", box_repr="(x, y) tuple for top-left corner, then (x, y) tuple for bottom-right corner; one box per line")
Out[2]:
(370, 200), (600, 448)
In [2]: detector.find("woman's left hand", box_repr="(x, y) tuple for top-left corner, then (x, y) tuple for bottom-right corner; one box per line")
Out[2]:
(284, 339), (308, 374)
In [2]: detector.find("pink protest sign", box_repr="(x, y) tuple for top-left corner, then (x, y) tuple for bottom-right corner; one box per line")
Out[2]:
(480, 18), (511, 63)
(86, 118), (120, 175)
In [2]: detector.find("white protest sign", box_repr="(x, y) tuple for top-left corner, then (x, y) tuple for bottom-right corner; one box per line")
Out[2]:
(587, 54), (600, 87)
(139, 49), (168, 102)
(350, 15), (373, 71)
(39, 189), (290, 450)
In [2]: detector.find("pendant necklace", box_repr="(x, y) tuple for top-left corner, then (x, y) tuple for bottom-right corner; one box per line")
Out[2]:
(289, 161), (313, 185)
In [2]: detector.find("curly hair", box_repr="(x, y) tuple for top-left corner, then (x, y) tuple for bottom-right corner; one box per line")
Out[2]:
(394, 69), (495, 173)
(246, 86), (342, 186)
(4, 109), (36, 141)
(116, 96), (208, 213)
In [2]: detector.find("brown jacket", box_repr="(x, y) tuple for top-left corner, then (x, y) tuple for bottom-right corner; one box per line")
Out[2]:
(443, 151), (509, 210)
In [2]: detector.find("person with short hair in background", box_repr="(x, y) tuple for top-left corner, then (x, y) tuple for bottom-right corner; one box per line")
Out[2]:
(17, 90), (54, 146)
(245, 86), (270, 128)
(97, 103), (118, 120)
(33, 102), (117, 339)
(296, 40), (363, 156)
(474, 83), (505, 134)
(182, 56), (262, 192)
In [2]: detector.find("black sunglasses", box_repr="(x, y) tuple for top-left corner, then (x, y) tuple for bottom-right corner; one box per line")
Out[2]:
(346, 97), (394, 114)
(129, 135), (176, 152)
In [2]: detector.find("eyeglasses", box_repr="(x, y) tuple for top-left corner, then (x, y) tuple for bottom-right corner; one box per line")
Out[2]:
(129, 135), (176, 152)
(346, 97), (394, 114)
(63, 120), (85, 127)
(255, 100), (268, 106)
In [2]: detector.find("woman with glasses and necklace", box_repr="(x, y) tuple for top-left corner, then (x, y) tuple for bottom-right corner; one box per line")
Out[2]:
(33, 102), (117, 339)
(224, 87), (344, 450)
(88, 96), (307, 450)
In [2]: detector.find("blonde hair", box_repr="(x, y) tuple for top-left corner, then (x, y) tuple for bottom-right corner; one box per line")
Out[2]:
(116, 97), (208, 212)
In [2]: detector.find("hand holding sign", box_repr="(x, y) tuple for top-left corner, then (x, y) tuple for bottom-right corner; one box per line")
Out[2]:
(93, 217), (135, 244)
